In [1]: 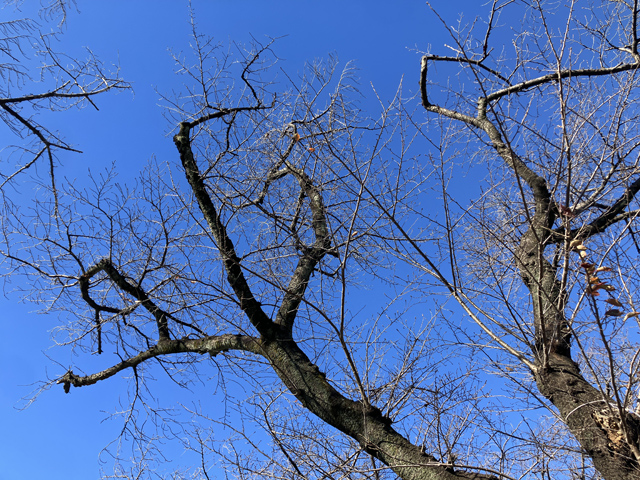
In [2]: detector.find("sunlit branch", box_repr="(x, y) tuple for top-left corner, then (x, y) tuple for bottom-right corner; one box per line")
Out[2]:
(422, 54), (510, 84)
(57, 334), (262, 393)
(421, 57), (554, 225)
(274, 156), (333, 334)
(485, 62), (640, 103)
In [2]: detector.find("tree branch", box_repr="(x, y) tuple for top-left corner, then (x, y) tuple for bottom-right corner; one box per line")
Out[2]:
(173, 119), (276, 338)
(559, 176), (640, 241)
(485, 62), (640, 104)
(274, 159), (333, 335)
(81, 258), (171, 342)
(57, 334), (262, 393)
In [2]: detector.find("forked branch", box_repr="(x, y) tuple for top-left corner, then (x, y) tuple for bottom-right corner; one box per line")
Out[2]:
(173, 118), (276, 338)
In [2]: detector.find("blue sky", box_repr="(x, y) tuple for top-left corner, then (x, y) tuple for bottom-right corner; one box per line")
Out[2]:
(2, 2), (500, 479)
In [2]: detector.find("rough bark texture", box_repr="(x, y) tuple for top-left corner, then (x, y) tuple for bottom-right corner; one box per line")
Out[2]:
(510, 136), (640, 480)
(534, 354), (640, 480)
(262, 337), (496, 480)
(501, 125), (640, 480)
(498, 127), (640, 480)
(420, 54), (640, 480)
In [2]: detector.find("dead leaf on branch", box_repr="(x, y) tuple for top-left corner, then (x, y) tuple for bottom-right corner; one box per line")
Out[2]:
(605, 298), (623, 307)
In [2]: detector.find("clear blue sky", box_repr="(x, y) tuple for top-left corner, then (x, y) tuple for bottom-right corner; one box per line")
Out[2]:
(1, 2), (497, 479)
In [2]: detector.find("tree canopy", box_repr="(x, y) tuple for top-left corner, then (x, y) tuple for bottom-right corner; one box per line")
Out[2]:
(4, 1), (640, 479)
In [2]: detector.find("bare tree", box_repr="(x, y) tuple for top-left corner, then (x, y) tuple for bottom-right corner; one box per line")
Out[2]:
(5, 2), (640, 480)
(412, 1), (640, 479)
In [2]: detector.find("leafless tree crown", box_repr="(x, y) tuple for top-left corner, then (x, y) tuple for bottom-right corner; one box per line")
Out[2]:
(5, 2), (640, 480)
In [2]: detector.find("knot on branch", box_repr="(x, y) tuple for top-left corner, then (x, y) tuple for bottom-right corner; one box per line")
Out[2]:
(172, 122), (192, 151)
(57, 370), (81, 394)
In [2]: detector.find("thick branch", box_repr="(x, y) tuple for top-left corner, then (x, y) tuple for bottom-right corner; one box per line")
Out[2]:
(421, 57), (554, 227)
(262, 338), (498, 480)
(274, 162), (333, 335)
(485, 62), (640, 103)
(421, 39), (640, 480)
(173, 120), (276, 338)
(420, 57), (482, 127)
(534, 354), (640, 480)
(57, 334), (261, 393)
(81, 258), (171, 342)
(58, 328), (496, 479)
(555, 176), (640, 242)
